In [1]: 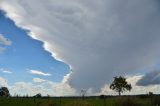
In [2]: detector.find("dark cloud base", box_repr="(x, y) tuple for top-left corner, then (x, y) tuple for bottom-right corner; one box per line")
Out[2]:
(137, 70), (160, 86)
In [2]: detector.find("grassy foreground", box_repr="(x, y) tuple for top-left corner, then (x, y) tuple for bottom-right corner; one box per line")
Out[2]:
(0, 96), (160, 106)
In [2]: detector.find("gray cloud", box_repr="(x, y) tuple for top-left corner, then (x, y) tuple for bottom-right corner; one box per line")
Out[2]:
(137, 70), (160, 86)
(1, 0), (160, 92)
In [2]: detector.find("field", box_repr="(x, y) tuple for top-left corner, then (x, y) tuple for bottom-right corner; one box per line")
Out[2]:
(0, 96), (160, 106)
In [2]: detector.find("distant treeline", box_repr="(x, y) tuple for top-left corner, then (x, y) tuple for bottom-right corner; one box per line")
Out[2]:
(10, 94), (160, 99)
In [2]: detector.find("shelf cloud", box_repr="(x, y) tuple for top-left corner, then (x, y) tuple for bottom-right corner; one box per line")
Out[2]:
(1, 0), (160, 92)
(137, 70), (160, 86)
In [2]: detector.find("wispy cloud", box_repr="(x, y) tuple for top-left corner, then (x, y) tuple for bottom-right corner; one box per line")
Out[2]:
(0, 68), (12, 74)
(32, 78), (45, 83)
(29, 70), (51, 76)
(0, 34), (12, 46)
(0, 34), (12, 53)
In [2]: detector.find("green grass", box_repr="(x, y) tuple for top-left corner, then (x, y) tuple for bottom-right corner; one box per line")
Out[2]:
(0, 96), (159, 106)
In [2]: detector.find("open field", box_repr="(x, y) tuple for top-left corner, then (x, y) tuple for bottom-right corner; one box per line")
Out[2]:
(0, 96), (160, 106)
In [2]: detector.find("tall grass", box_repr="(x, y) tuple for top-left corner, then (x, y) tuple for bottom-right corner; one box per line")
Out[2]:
(0, 96), (159, 106)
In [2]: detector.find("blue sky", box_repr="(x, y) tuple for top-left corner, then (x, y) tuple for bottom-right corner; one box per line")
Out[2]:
(0, 11), (69, 85)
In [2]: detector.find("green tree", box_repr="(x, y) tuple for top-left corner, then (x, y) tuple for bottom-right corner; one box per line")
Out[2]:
(34, 93), (42, 98)
(0, 87), (10, 97)
(110, 76), (132, 96)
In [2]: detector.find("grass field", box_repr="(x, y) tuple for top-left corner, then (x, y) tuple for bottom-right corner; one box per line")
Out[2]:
(0, 96), (160, 106)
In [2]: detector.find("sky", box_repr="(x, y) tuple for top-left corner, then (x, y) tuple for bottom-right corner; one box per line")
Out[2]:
(0, 11), (72, 96)
(0, 11), (69, 83)
(1, 0), (160, 96)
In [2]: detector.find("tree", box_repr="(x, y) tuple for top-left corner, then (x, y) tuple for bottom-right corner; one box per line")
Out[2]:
(148, 92), (153, 96)
(0, 87), (10, 97)
(81, 89), (87, 99)
(110, 76), (132, 96)
(34, 93), (42, 98)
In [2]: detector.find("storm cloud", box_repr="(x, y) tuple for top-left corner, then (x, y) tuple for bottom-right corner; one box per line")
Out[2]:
(137, 70), (160, 86)
(1, 0), (160, 92)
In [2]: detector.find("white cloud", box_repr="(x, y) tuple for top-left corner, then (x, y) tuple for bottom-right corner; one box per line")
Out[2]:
(1, 75), (160, 96)
(0, 77), (8, 87)
(1, 0), (160, 92)
(46, 80), (76, 96)
(0, 34), (12, 53)
(2, 70), (12, 74)
(0, 68), (12, 74)
(0, 34), (12, 46)
(100, 75), (160, 95)
(10, 80), (75, 96)
(10, 82), (52, 96)
(0, 76), (75, 96)
(29, 70), (51, 76)
(32, 78), (45, 83)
